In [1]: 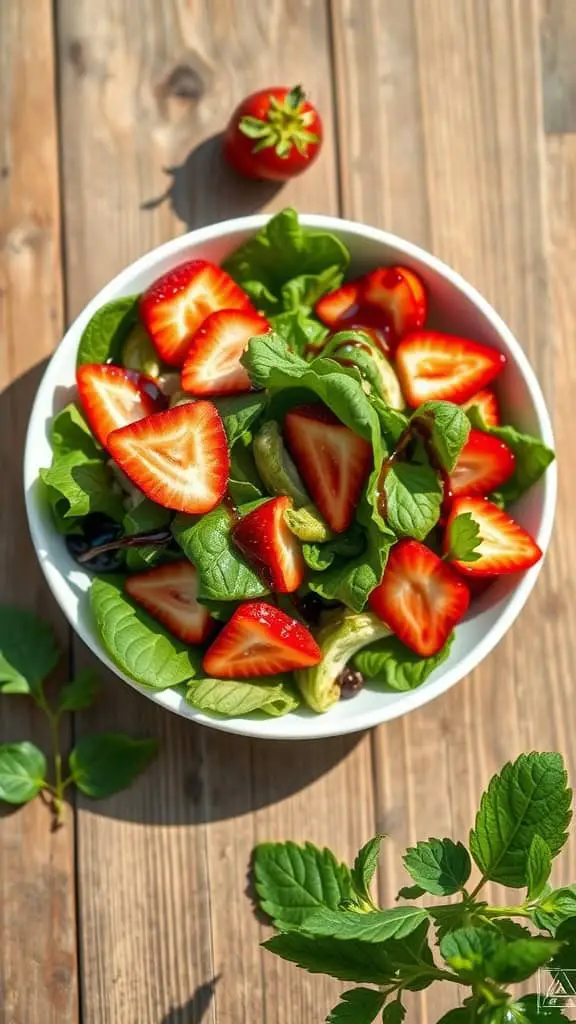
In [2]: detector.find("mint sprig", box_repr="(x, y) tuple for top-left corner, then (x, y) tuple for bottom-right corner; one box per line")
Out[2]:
(0, 605), (159, 826)
(252, 752), (576, 1022)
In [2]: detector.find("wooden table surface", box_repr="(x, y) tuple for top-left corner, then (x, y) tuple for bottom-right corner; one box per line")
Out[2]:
(1, 1), (575, 1021)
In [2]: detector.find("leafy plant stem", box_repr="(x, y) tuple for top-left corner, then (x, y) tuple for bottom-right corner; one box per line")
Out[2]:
(482, 905), (532, 919)
(35, 689), (67, 826)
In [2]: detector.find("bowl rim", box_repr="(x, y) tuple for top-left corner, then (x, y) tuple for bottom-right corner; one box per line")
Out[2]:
(24, 212), (557, 740)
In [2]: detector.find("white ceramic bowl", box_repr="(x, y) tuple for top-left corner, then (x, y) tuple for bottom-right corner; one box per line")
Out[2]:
(24, 214), (556, 740)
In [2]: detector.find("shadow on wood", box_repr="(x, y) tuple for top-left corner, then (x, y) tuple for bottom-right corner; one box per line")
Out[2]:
(140, 133), (284, 231)
(159, 975), (220, 1024)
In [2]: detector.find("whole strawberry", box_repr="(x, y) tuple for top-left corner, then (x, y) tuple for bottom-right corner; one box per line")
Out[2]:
(224, 85), (322, 181)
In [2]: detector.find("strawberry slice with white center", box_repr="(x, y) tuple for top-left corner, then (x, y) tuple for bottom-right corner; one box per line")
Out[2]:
(231, 496), (305, 593)
(125, 561), (215, 644)
(444, 496), (542, 576)
(202, 600), (321, 678)
(283, 404), (372, 534)
(315, 266), (426, 351)
(395, 331), (506, 406)
(449, 429), (515, 499)
(139, 259), (254, 367)
(76, 364), (164, 448)
(315, 281), (361, 327)
(368, 538), (470, 657)
(107, 401), (229, 514)
(462, 388), (501, 427)
(181, 309), (270, 396)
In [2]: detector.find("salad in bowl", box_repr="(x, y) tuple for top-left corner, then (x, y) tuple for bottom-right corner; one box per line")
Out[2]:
(27, 210), (556, 737)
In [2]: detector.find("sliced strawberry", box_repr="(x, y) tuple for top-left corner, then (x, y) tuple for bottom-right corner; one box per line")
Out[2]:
(139, 260), (253, 367)
(181, 309), (270, 396)
(76, 364), (164, 448)
(125, 561), (215, 644)
(283, 404), (372, 533)
(107, 402), (229, 514)
(202, 600), (321, 678)
(462, 388), (501, 427)
(369, 538), (470, 657)
(444, 497), (542, 576)
(231, 497), (305, 593)
(315, 266), (426, 352)
(395, 331), (506, 406)
(449, 429), (515, 499)
(315, 282), (360, 328)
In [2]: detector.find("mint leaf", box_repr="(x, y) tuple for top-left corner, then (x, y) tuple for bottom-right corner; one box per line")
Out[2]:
(439, 926), (499, 980)
(299, 906), (429, 944)
(445, 512), (483, 562)
(396, 885), (426, 900)
(185, 676), (299, 718)
(467, 407), (555, 503)
(57, 668), (100, 712)
(224, 208), (349, 312)
(403, 838), (471, 896)
(261, 932), (393, 984)
(40, 456), (125, 524)
(351, 836), (385, 903)
(533, 887), (576, 931)
(212, 393), (267, 447)
(382, 1004), (406, 1024)
(383, 461), (442, 540)
(76, 294), (139, 366)
(354, 633), (453, 692)
(413, 401), (470, 472)
(487, 937), (561, 984)
(90, 577), (202, 688)
(527, 834), (552, 899)
(469, 752), (572, 887)
(254, 841), (352, 926)
(70, 733), (158, 798)
(550, 917), (576, 995)
(429, 903), (472, 941)
(0, 607), (60, 696)
(50, 404), (101, 460)
(271, 310), (328, 359)
(172, 506), (268, 601)
(0, 742), (46, 803)
(123, 498), (172, 571)
(325, 988), (385, 1023)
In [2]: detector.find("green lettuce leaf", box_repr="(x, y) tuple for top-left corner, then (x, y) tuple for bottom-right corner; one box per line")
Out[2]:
(412, 401), (470, 472)
(308, 501), (394, 612)
(354, 633), (454, 691)
(228, 442), (266, 505)
(467, 407), (555, 503)
(40, 456), (125, 527)
(76, 295), (139, 366)
(281, 265), (345, 315)
(271, 309), (328, 360)
(185, 676), (299, 717)
(90, 576), (202, 688)
(223, 208), (349, 314)
(172, 505), (268, 601)
(383, 461), (442, 541)
(50, 403), (101, 460)
(212, 392), (268, 447)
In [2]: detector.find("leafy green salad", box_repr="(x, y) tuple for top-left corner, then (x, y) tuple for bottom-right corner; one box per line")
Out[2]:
(39, 209), (555, 719)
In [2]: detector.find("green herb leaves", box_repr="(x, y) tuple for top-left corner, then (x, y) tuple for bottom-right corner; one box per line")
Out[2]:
(254, 752), (575, 1022)
(469, 752), (572, 887)
(76, 294), (139, 366)
(185, 676), (299, 718)
(445, 512), (482, 563)
(172, 506), (268, 602)
(414, 401), (470, 472)
(354, 633), (453, 692)
(0, 605), (159, 825)
(382, 461), (442, 540)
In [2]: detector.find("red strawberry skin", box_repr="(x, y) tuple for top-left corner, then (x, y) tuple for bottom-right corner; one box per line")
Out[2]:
(231, 497), (305, 593)
(107, 401), (229, 514)
(125, 561), (215, 644)
(315, 266), (426, 352)
(462, 389), (501, 427)
(395, 331), (506, 406)
(76, 364), (164, 448)
(449, 429), (515, 498)
(283, 404), (372, 533)
(139, 259), (253, 367)
(369, 538), (470, 657)
(444, 497), (542, 577)
(181, 309), (270, 396)
(202, 600), (322, 678)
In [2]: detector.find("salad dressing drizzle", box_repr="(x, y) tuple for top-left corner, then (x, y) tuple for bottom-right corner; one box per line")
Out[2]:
(376, 417), (453, 521)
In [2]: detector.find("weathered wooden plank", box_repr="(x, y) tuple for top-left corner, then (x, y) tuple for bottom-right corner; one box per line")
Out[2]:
(541, 0), (576, 133)
(55, 1), (370, 1021)
(0, 2), (78, 1022)
(331, 0), (563, 1018)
